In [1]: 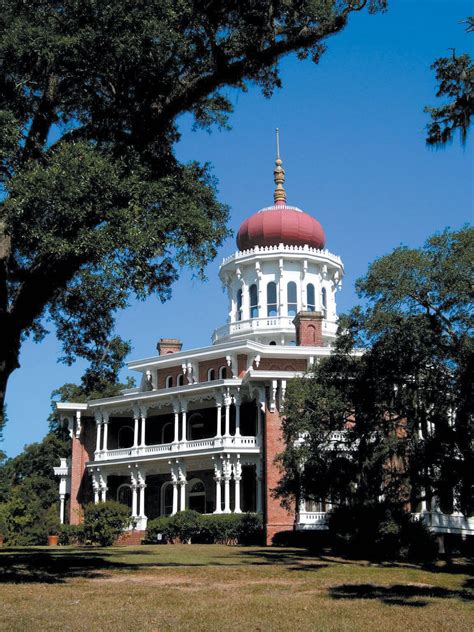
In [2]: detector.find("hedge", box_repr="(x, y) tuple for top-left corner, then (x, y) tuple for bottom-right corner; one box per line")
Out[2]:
(146, 511), (263, 545)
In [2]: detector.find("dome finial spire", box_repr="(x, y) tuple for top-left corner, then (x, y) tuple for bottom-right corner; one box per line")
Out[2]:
(274, 128), (286, 204)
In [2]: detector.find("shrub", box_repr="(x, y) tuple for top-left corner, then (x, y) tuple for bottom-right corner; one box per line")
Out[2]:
(59, 524), (85, 546)
(146, 516), (172, 543)
(168, 510), (202, 543)
(146, 512), (263, 545)
(328, 502), (437, 562)
(44, 504), (61, 536)
(83, 501), (133, 546)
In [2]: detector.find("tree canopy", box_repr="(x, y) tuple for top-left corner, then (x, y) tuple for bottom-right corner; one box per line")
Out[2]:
(425, 16), (474, 146)
(0, 0), (387, 423)
(277, 227), (474, 520)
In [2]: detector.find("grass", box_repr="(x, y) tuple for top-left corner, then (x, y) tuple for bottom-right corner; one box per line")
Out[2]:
(0, 544), (472, 631)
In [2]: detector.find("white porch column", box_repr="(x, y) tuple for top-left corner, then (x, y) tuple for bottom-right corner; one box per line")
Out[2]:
(216, 399), (222, 438)
(139, 481), (146, 517)
(181, 403), (187, 443)
(213, 462), (222, 513)
(131, 484), (138, 518)
(179, 465), (187, 512)
(224, 393), (231, 438)
(99, 471), (108, 502)
(140, 406), (147, 447)
(133, 405), (140, 448)
(172, 481), (178, 515)
(92, 473), (99, 504)
(233, 458), (242, 513)
(234, 393), (241, 437)
(95, 413), (102, 453)
(102, 412), (109, 452)
(173, 401), (180, 443)
(59, 494), (66, 525)
(223, 459), (231, 513)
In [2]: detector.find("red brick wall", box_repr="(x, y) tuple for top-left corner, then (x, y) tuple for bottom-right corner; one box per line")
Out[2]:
(198, 357), (227, 382)
(293, 312), (323, 346)
(157, 365), (184, 389)
(256, 358), (307, 372)
(237, 354), (248, 377)
(69, 417), (96, 525)
(263, 406), (294, 544)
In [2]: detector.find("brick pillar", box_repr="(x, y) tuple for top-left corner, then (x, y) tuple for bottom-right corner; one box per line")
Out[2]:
(293, 311), (323, 346)
(263, 405), (294, 545)
(69, 418), (96, 525)
(156, 338), (183, 355)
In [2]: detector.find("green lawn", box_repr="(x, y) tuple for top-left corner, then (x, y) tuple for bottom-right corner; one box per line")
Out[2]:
(0, 545), (472, 631)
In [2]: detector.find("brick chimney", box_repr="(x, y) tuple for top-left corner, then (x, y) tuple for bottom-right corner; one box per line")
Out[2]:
(293, 311), (323, 346)
(156, 338), (183, 355)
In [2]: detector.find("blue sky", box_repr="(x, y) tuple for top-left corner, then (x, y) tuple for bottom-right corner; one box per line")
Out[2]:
(3, 0), (473, 457)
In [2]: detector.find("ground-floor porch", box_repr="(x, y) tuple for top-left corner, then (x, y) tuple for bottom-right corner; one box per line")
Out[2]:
(84, 453), (263, 530)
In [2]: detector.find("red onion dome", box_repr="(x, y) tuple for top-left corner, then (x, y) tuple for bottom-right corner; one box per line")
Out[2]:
(237, 201), (326, 251)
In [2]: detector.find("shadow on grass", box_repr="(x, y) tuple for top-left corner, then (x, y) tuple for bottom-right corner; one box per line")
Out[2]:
(0, 547), (236, 584)
(330, 582), (474, 608)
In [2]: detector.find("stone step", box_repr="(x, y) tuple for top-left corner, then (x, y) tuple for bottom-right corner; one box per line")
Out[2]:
(115, 530), (146, 546)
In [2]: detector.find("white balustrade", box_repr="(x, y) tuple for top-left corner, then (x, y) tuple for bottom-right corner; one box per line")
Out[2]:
(94, 436), (258, 462)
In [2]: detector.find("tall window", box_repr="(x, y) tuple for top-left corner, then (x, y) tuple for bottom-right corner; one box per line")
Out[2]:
(162, 482), (173, 516)
(118, 426), (134, 449)
(287, 281), (297, 316)
(321, 287), (327, 318)
(188, 479), (206, 513)
(219, 366), (227, 379)
(236, 289), (242, 321)
(307, 283), (315, 311)
(267, 282), (277, 316)
(177, 374), (185, 386)
(207, 368), (215, 381)
(249, 284), (258, 318)
(117, 485), (132, 512)
(165, 375), (173, 388)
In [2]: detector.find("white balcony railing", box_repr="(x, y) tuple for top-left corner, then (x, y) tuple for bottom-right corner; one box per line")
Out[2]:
(297, 510), (474, 535)
(212, 316), (338, 343)
(94, 435), (259, 462)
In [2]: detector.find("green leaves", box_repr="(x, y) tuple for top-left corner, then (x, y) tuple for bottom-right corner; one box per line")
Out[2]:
(279, 227), (474, 518)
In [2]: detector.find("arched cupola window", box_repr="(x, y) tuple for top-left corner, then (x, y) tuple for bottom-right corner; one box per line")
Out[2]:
(321, 287), (327, 318)
(236, 289), (243, 322)
(165, 375), (173, 388)
(177, 374), (185, 386)
(218, 366), (227, 379)
(307, 283), (315, 311)
(287, 281), (297, 316)
(267, 282), (277, 317)
(249, 284), (258, 318)
(208, 368), (215, 381)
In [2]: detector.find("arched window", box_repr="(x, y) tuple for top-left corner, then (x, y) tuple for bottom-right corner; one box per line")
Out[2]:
(267, 282), (277, 317)
(287, 281), (297, 316)
(165, 375), (173, 388)
(177, 374), (185, 386)
(207, 368), (215, 381)
(321, 287), (327, 318)
(269, 340), (277, 346)
(161, 482), (174, 516)
(218, 366), (227, 379)
(307, 283), (315, 311)
(118, 426), (134, 449)
(187, 479), (206, 513)
(249, 284), (258, 318)
(236, 289), (243, 322)
(188, 413), (204, 440)
(162, 422), (173, 444)
(117, 484), (132, 512)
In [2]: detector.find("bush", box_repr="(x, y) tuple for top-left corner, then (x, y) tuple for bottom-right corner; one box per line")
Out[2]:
(59, 524), (85, 546)
(44, 504), (61, 536)
(146, 516), (172, 543)
(83, 501), (133, 546)
(328, 502), (437, 562)
(146, 512), (263, 545)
